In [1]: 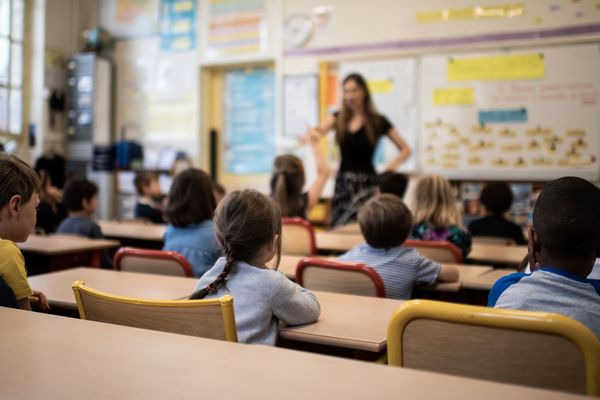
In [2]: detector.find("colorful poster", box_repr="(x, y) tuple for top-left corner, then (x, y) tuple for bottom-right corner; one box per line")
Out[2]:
(159, 0), (196, 51)
(100, 0), (159, 38)
(206, 0), (267, 59)
(223, 68), (275, 174)
(434, 88), (475, 105)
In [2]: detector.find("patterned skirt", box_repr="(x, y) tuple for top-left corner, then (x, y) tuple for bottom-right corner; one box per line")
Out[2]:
(331, 170), (378, 227)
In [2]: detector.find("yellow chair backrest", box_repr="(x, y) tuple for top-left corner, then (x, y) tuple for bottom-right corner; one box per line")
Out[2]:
(72, 281), (237, 342)
(387, 300), (600, 396)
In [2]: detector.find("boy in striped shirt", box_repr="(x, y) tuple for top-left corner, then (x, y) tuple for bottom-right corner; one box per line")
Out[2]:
(339, 194), (459, 299)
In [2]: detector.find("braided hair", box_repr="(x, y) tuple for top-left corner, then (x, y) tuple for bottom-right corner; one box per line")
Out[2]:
(190, 189), (282, 299)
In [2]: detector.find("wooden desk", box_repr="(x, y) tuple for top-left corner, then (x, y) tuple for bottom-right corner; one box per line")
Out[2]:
(316, 231), (363, 253)
(29, 267), (400, 353)
(19, 234), (120, 272)
(462, 269), (518, 291)
(19, 234), (120, 255)
(98, 220), (166, 243)
(467, 243), (527, 266)
(28, 267), (197, 310)
(274, 255), (493, 293)
(0, 308), (581, 400)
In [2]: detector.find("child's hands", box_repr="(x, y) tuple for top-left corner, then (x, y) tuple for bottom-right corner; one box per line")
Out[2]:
(30, 290), (50, 311)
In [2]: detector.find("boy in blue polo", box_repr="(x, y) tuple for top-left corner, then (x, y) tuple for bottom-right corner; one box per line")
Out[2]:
(489, 177), (600, 339)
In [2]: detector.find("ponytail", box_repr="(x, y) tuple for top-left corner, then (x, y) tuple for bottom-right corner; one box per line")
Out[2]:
(190, 246), (235, 299)
(270, 155), (306, 218)
(272, 172), (290, 216)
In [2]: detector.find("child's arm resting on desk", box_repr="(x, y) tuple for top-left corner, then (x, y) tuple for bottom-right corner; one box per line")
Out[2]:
(29, 290), (50, 311)
(271, 275), (320, 325)
(437, 264), (459, 283)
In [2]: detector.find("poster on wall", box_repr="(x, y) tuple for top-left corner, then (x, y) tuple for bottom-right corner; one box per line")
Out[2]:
(100, 0), (159, 38)
(206, 0), (268, 59)
(223, 68), (275, 174)
(420, 43), (600, 181)
(159, 0), (196, 51)
(283, 75), (319, 139)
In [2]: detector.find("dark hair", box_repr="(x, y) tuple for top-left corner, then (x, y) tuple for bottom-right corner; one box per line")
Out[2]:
(213, 182), (226, 196)
(270, 154), (306, 217)
(190, 189), (282, 299)
(533, 176), (600, 260)
(133, 171), (158, 196)
(358, 194), (412, 249)
(0, 153), (41, 210)
(62, 178), (98, 212)
(164, 168), (215, 227)
(480, 182), (513, 216)
(378, 172), (408, 199)
(336, 73), (381, 146)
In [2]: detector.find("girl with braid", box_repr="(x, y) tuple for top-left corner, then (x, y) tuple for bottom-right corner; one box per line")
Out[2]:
(190, 189), (320, 345)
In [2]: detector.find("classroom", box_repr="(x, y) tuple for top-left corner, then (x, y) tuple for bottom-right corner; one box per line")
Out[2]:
(1, 0), (599, 398)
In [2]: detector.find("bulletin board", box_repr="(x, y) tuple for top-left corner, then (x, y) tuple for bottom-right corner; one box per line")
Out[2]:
(338, 58), (419, 172)
(420, 43), (600, 181)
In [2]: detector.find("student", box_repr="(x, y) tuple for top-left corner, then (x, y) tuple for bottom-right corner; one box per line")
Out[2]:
(0, 154), (50, 311)
(191, 189), (320, 345)
(489, 177), (600, 339)
(163, 168), (221, 278)
(270, 133), (329, 218)
(35, 170), (67, 234)
(133, 171), (164, 224)
(57, 178), (112, 268)
(468, 182), (526, 245)
(378, 171), (409, 199)
(339, 194), (458, 299)
(410, 174), (472, 257)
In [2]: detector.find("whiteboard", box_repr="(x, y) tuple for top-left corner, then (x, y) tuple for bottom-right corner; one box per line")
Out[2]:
(283, 75), (319, 139)
(420, 44), (600, 181)
(338, 58), (419, 172)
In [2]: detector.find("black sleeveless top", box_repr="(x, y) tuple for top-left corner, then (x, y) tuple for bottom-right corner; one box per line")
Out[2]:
(334, 112), (392, 173)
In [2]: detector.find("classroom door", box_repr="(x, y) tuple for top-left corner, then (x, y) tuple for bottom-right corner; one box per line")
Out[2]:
(201, 64), (275, 192)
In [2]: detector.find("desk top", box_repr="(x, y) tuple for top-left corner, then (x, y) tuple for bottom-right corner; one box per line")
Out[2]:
(315, 231), (364, 252)
(467, 243), (527, 265)
(461, 269), (518, 291)
(29, 267), (400, 352)
(0, 308), (582, 400)
(28, 267), (197, 309)
(18, 234), (120, 255)
(98, 220), (166, 242)
(274, 255), (493, 293)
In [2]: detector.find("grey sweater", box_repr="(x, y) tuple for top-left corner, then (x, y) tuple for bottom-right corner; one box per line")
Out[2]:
(195, 257), (320, 345)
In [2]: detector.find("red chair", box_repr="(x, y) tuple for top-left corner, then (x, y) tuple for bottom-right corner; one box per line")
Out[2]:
(296, 257), (385, 298)
(282, 217), (317, 256)
(113, 247), (193, 277)
(404, 240), (463, 263)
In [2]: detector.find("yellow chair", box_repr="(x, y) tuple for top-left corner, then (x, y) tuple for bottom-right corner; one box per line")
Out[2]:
(72, 281), (237, 342)
(387, 300), (600, 396)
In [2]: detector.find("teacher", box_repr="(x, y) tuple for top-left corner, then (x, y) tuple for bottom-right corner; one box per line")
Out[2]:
(311, 73), (411, 227)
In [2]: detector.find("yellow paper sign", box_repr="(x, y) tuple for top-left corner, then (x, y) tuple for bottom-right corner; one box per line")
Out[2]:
(448, 53), (545, 81)
(417, 3), (525, 23)
(434, 88), (475, 105)
(368, 79), (394, 94)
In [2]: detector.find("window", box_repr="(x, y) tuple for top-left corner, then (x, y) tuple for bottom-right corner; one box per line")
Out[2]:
(0, 0), (24, 136)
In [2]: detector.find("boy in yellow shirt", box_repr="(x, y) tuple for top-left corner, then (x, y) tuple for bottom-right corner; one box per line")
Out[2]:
(0, 153), (50, 310)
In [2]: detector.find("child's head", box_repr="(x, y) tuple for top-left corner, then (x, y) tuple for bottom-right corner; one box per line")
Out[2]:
(480, 182), (513, 216)
(270, 154), (306, 217)
(134, 171), (161, 197)
(165, 168), (215, 227)
(412, 174), (461, 227)
(62, 178), (98, 215)
(378, 172), (408, 199)
(190, 189), (282, 299)
(0, 154), (41, 242)
(358, 194), (412, 249)
(531, 176), (600, 276)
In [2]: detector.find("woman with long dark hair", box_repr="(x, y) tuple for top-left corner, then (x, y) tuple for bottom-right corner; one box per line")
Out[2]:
(310, 73), (411, 226)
